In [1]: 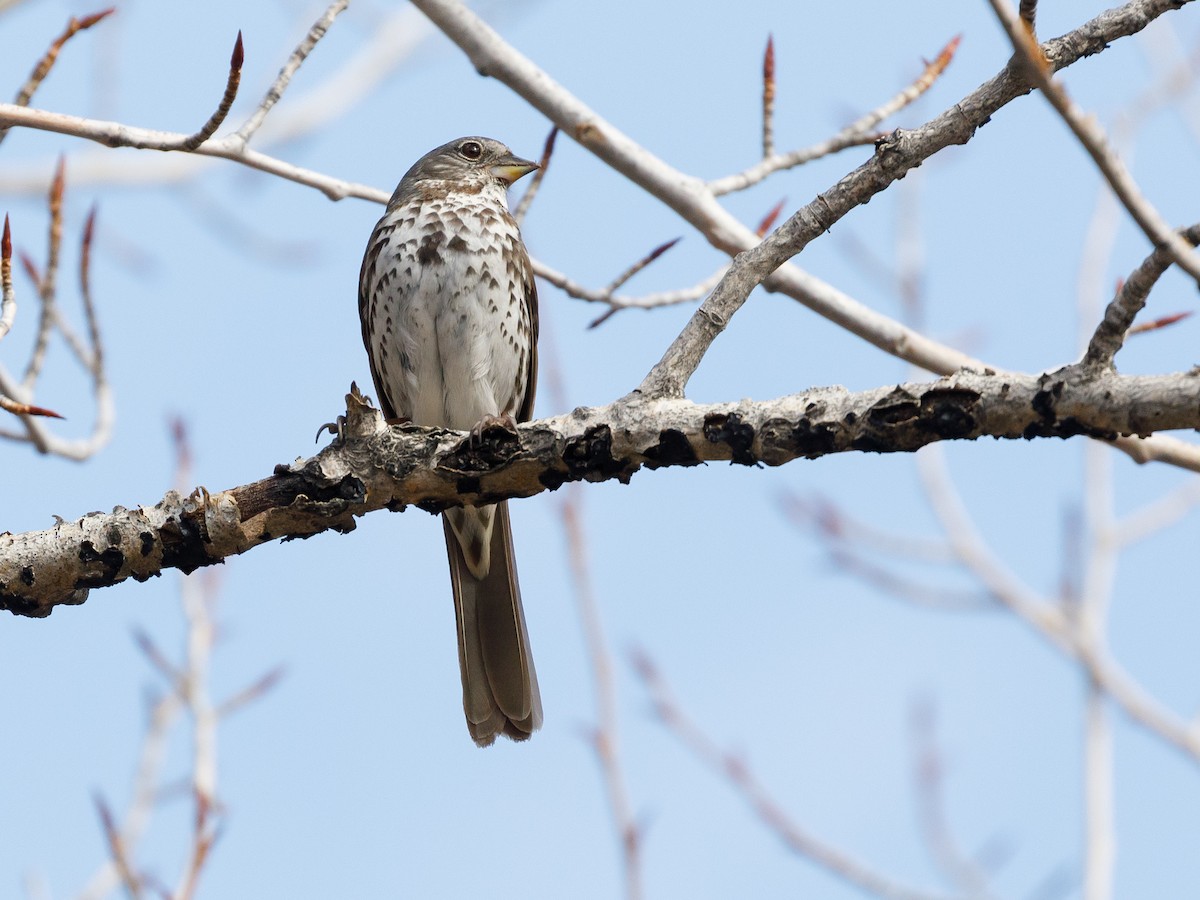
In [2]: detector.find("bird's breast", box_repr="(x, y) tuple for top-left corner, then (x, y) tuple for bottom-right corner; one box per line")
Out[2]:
(365, 192), (531, 430)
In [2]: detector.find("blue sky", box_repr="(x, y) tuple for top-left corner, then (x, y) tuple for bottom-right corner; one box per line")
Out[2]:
(2, 1), (1199, 897)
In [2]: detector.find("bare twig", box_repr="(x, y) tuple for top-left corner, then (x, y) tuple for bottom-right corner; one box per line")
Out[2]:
(988, 0), (1200, 285)
(176, 33), (244, 152)
(216, 666), (285, 718)
(23, 157), (65, 391)
(0, 8), (114, 148)
(0, 215), (14, 342)
(917, 442), (1200, 762)
(0, 216), (61, 413)
(133, 628), (185, 689)
(780, 491), (957, 564)
(542, 305), (643, 899)
(512, 126), (557, 225)
(1126, 310), (1192, 336)
(564, 497), (643, 900)
(233, 0), (350, 145)
(79, 205), (103, 371)
(0, 103), (387, 203)
(632, 650), (958, 900)
(1116, 478), (1200, 548)
(710, 34), (961, 196)
(911, 700), (1000, 898)
(94, 795), (144, 900)
(531, 259), (723, 326)
(0, 6), (435, 197)
(828, 544), (994, 611)
(762, 35), (775, 159)
(1078, 439), (1117, 900)
(1081, 223), (1200, 368)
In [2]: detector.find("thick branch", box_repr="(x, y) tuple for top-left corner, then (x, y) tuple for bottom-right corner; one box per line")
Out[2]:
(3, 368), (1199, 617)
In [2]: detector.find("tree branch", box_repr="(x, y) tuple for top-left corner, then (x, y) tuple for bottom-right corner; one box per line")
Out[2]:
(4, 367), (1200, 617)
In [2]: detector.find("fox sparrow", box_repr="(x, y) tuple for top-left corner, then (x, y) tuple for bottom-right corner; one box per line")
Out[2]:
(358, 137), (542, 746)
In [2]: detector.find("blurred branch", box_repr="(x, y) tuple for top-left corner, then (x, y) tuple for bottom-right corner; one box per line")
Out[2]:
(761, 35), (775, 159)
(1078, 435), (1118, 900)
(541, 313), (643, 899)
(911, 700), (1001, 898)
(0, 165), (110, 450)
(633, 650), (959, 900)
(76, 421), (278, 900)
(563, 495), (643, 900)
(917, 442), (1200, 764)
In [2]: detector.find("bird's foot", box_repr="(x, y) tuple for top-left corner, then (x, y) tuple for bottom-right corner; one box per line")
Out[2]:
(467, 414), (518, 448)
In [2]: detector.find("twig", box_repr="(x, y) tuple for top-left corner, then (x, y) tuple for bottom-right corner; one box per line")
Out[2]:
(512, 125), (557, 225)
(24, 157), (64, 391)
(828, 544), (994, 611)
(0, 215), (14, 342)
(710, 34), (961, 196)
(761, 35), (775, 159)
(605, 237), (681, 295)
(531, 258), (721, 324)
(988, 0), (1200, 285)
(79, 205), (103, 372)
(216, 666), (285, 718)
(780, 491), (957, 564)
(0, 103), (387, 203)
(1116, 478), (1200, 548)
(234, 0), (350, 145)
(133, 628), (185, 688)
(911, 700), (1001, 898)
(0, 6), (435, 197)
(1126, 310), (1192, 336)
(175, 33), (244, 152)
(541, 301), (643, 899)
(564, 497), (643, 900)
(0, 220), (60, 417)
(918, 442), (1200, 762)
(0, 8), (114, 148)
(94, 795), (143, 900)
(1077, 437), (1117, 900)
(1081, 223), (1200, 368)
(632, 650), (958, 900)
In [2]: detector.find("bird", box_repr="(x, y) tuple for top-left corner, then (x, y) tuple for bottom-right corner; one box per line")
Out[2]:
(358, 136), (542, 747)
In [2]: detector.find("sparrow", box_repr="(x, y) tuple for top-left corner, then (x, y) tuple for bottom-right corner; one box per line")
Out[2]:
(358, 136), (542, 746)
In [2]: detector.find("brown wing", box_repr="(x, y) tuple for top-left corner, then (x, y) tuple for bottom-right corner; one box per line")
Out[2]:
(357, 215), (399, 422)
(515, 238), (538, 424)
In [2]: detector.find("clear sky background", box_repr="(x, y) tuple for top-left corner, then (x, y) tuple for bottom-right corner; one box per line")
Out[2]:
(1, 0), (1198, 897)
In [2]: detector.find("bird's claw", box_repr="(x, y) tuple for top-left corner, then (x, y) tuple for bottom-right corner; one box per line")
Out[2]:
(467, 413), (518, 449)
(315, 416), (346, 444)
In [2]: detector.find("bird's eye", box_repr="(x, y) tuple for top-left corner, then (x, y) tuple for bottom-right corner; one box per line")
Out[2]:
(458, 141), (483, 160)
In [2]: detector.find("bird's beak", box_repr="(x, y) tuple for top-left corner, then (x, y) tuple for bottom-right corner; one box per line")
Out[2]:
(491, 155), (539, 185)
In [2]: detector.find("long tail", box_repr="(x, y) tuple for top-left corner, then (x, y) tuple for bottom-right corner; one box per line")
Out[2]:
(443, 501), (542, 746)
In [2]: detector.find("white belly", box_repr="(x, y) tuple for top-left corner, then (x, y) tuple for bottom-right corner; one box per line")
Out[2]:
(365, 190), (531, 430)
